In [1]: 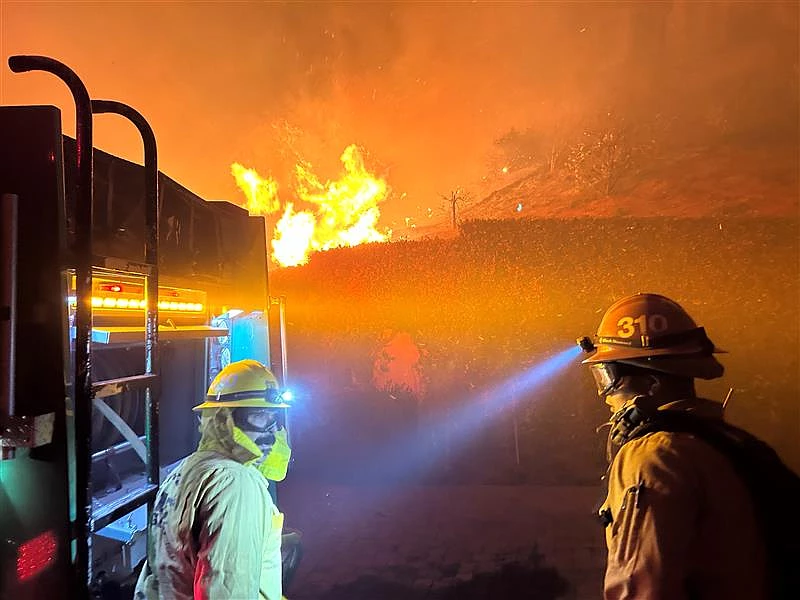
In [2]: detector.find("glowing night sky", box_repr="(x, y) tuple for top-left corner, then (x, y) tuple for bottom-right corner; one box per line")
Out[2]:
(2, 2), (796, 228)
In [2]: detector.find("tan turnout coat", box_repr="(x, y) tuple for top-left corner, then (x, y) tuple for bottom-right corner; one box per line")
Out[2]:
(601, 399), (768, 599)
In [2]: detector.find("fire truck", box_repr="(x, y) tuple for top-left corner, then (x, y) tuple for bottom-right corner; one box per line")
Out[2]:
(0, 55), (296, 598)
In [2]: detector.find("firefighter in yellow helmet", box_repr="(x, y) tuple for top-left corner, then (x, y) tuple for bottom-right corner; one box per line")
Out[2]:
(578, 293), (769, 600)
(135, 359), (292, 600)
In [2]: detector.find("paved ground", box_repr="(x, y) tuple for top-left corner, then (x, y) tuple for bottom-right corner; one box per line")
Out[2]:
(279, 481), (606, 600)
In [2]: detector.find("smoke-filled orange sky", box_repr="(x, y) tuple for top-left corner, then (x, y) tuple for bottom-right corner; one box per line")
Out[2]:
(1, 2), (797, 228)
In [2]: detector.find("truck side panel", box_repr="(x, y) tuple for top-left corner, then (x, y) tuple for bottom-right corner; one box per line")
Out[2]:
(0, 106), (73, 599)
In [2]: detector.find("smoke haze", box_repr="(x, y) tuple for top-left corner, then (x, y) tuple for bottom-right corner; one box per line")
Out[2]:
(2, 2), (797, 226)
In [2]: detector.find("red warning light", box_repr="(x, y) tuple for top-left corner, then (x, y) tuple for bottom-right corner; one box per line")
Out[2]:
(16, 530), (57, 581)
(100, 284), (124, 293)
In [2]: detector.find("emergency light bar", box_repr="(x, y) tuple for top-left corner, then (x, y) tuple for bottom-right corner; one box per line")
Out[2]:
(68, 276), (207, 313)
(67, 296), (204, 312)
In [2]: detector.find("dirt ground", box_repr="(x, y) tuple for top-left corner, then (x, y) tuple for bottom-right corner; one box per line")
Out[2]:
(279, 481), (606, 600)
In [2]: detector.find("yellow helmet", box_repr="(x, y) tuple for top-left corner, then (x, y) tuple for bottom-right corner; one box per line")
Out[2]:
(579, 293), (725, 379)
(193, 359), (290, 410)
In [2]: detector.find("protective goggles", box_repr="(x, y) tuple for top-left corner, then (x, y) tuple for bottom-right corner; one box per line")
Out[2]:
(233, 407), (282, 434)
(589, 363), (622, 397)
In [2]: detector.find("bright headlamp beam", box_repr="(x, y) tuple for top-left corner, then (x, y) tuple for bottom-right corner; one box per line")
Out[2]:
(361, 345), (582, 481)
(483, 345), (583, 411)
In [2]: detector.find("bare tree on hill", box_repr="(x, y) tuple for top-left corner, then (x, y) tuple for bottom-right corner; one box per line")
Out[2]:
(440, 188), (471, 230)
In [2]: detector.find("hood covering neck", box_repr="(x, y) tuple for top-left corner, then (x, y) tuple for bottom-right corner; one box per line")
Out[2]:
(604, 395), (725, 461)
(197, 407), (264, 465)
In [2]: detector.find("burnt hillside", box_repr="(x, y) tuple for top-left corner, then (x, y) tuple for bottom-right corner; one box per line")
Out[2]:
(466, 143), (798, 221)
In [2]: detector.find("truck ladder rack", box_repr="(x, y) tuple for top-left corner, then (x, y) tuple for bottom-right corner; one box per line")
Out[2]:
(84, 99), (161, 593)
(92, 434), (145, 462)
(91, 483), (158, 533)
(7, 56), (162, 596)
(93, 373), (159, 399)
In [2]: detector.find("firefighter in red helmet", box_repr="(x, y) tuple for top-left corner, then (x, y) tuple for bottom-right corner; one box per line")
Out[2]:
(578, 293), (769, 600)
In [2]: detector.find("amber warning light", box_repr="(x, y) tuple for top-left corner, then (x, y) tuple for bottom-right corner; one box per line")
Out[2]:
(16, 530), (58, 581)
(67, 278), (206, 313)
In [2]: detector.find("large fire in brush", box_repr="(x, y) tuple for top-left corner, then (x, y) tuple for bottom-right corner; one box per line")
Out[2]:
(232, 144), (389, 267)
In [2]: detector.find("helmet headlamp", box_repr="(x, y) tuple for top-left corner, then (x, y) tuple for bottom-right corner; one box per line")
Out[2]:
(577, 336), (596, 354)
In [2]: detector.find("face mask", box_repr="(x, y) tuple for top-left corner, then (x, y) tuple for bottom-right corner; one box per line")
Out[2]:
(258, 428), (292, 481)
(232, 425), (265, 463)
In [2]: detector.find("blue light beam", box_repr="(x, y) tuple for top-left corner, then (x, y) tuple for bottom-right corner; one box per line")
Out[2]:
(358, 344), (583, 483)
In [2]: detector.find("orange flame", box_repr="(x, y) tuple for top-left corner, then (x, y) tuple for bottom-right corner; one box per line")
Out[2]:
(230, 163), (280, 215)
(232, 144), (389, 267)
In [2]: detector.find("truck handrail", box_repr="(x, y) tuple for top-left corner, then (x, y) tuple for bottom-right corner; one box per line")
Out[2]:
(90, 99), (161, 494)
(9, 54), (95, 597)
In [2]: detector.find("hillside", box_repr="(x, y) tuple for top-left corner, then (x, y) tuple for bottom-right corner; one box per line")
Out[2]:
(398, 142), (798, 239)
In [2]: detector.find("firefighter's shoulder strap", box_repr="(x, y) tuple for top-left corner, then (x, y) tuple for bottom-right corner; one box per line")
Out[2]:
(637, 410), (800, 600)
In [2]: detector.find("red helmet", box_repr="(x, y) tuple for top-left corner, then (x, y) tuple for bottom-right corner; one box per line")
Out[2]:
(580, 293), (725, 379)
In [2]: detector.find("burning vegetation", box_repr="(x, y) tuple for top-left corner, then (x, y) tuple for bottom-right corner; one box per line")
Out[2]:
(232, 144), (389, 267)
